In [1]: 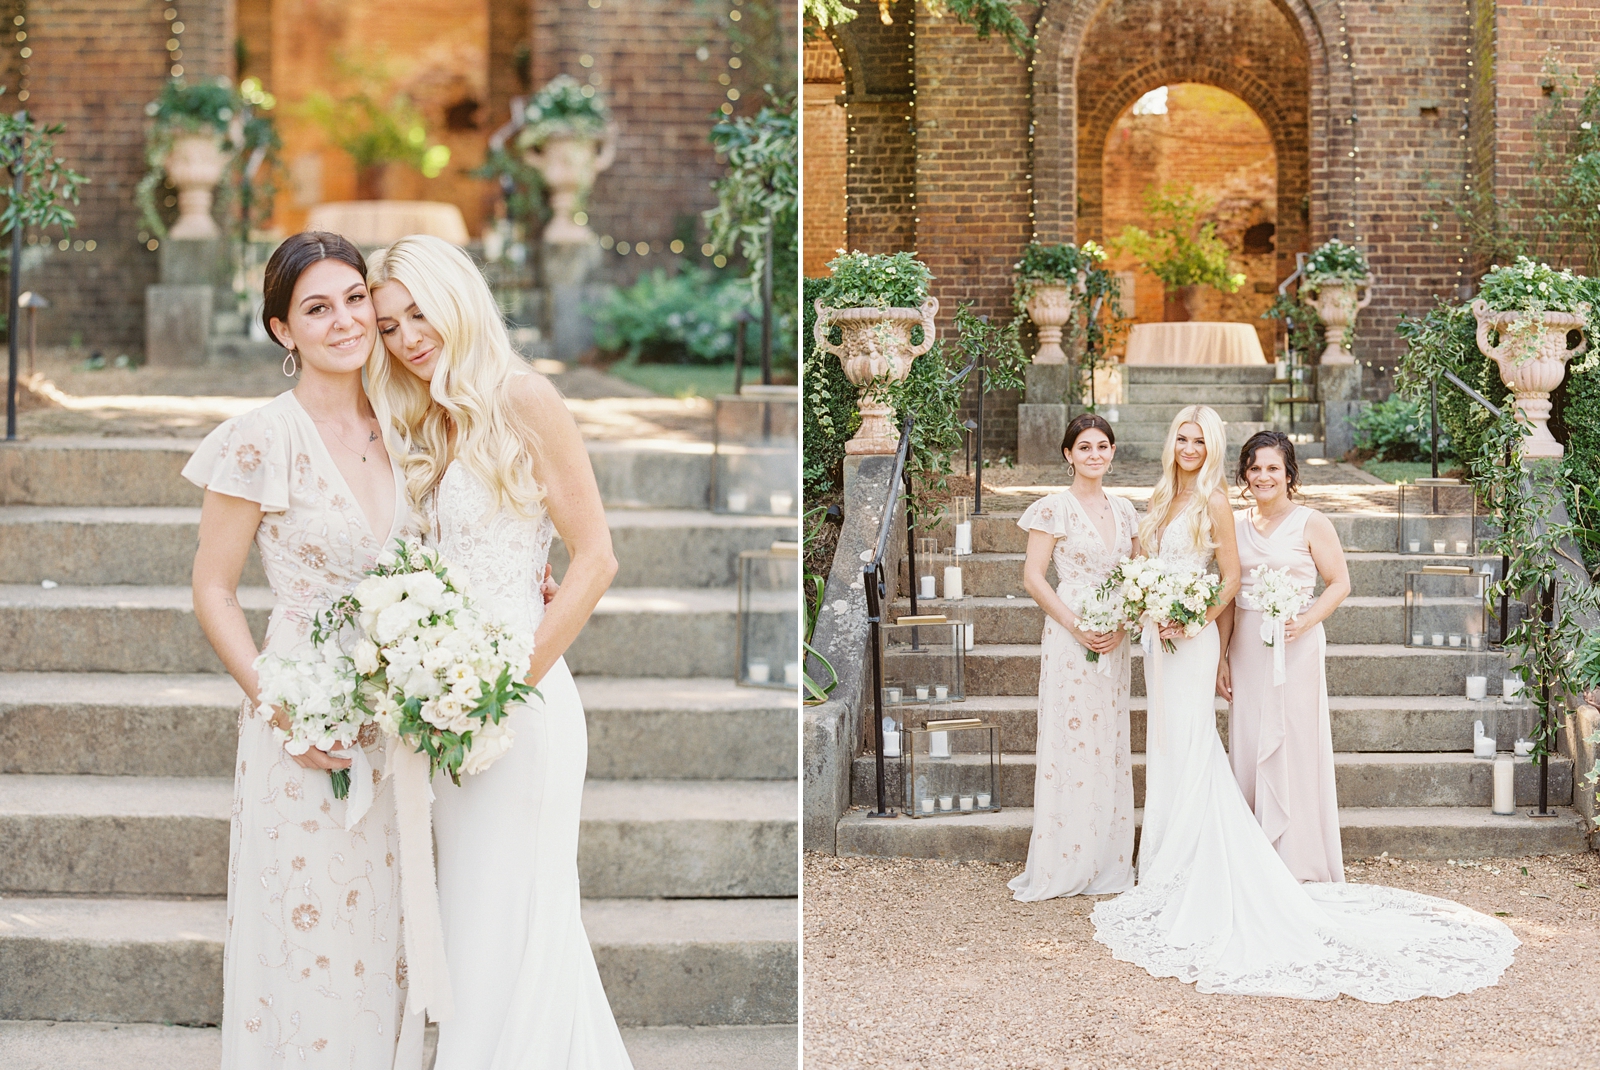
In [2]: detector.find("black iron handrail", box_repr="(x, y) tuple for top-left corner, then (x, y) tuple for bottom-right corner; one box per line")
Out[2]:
(861, 417), (915, 818)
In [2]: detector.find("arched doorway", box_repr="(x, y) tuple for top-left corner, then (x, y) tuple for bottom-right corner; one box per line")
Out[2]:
(1102, 83), (1280, 355)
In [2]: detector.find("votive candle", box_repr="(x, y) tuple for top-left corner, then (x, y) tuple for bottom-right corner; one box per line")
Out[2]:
(959, 795), (974, 812)
(976, 792), (992, 808)
(747, 659), (770, 683)
(944, 565), (964, 600)
(919, 575), (937, 600)
(938, 795), (954, 812)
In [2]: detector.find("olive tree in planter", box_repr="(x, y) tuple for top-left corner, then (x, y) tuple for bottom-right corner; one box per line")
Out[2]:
(137, 79), (244, 240)
(1112, 185), (1245, 321)
(812, 251), (938, 455)
(516, 75), (615, 244)
(1301, 239), (1373, 365)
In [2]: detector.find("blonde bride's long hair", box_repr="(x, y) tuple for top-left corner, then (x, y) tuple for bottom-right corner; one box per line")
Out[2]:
(365, 235), (545, 518)
(1138, 404), (1227, 554)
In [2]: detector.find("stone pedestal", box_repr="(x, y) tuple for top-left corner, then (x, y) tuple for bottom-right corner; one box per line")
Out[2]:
(145, 285), (213, 367)
(159, 238), (229, 290)
(1318, 361), (1363, 460)
(1017, 364), (1075, 466)
(540, 240), (605, 363)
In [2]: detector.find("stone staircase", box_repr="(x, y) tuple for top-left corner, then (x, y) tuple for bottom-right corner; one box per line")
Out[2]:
(838, 487), (1589, 863)
(0, 437), (797, 1067)
(1087, 364), (1286, 462)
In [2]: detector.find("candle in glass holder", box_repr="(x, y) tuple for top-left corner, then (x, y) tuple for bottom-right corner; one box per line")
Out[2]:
(1431, 633), (1445, 647)
(954, 520), (973, 555)
(1408, 539), (1422, 553)
(1503, 677), (1523, 700)
(938, 795), (954, 812)
(920, 796), (935, 815)
(915, 686), (930, 702)
(885, 687), (902, 705)
(963, 622), (975, 651)
(1473, 719), (1495, 758)
(944, 565), (964, 600)
(770, 491), (794, 515)
(747, 659), (770, 683)
(1492, 753), (1515, 814)
(919, 575), (937, 600)
(1411, 632), (1424, 646)
(959, 795), (974, 812)
(1455, 539), (1469, 554)
(726, 490), (749, 513)
(1433, 540), (1447, 554)
(929, 730), (950, 758)
(784, 661), (800, 685)
(1449, 634), (1462, 648)
(881, 718), (901, 758)
(1466, 675), (1488, 700)
(934, 685), (949, 702)
(1514, 739), (1533, 757)
(976, 792), (992, 808)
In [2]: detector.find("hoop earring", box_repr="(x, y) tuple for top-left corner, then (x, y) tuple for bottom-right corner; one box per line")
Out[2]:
(282, 350), (298, 377)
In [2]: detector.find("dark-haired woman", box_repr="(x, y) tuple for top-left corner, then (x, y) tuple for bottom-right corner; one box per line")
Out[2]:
(1009, 413), (1143, 901)
(185, 233), (415, 1066)
(1216, 431), (1349, 882)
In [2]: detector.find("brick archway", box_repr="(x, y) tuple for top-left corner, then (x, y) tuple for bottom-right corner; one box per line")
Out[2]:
(1032, 0), (1345, 279)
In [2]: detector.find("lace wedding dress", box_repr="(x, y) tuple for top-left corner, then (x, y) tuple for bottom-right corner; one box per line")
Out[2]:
(428, 461), (634, 1068)
(1089, 520), (1519, 1001)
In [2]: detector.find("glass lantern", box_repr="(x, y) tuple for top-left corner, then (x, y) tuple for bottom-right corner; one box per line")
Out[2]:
(735, 543), (799, 689)
(901, 717), (1001, 818)
(1403, 566), (1487, 649)
(1464, 631), (1494, 702)
(950, 496), (973, 556)
(712, 385), (798, 515)
(937, 548), (964, 602)
(914, 536), (939, 603)
(1398, 477), (1478, 556)
(881, 618), (965, 705)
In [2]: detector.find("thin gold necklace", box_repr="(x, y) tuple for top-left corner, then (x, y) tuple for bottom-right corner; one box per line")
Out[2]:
(312, 415), (379, 463)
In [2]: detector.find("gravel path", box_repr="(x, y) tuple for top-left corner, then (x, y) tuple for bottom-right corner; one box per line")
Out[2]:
(804, 852), (1600, 1070)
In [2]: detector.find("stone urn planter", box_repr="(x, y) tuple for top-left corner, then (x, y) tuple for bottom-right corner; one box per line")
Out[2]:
(1306, 279), (1373, 364)
(522, 127), (617, 245)
(1472, 298), (1589, 460)
(164, 132), (233, 240)
(1023, 271), (1085, 364)
(813, 297), (939, 455)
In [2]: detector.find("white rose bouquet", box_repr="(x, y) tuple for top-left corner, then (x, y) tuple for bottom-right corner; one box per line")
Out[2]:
(1074, 584), (1125, 674)
(1240, 564), (1310, 684)
(1105, 555), (1160, 641)
(1108, 556), (1221, 653)
(255, 641), (367, 799)
(318, 538), (538, 784)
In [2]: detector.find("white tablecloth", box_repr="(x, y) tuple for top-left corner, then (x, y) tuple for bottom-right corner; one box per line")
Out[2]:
(304, 201), (470, 246)
(1124, 322), (1267, 365)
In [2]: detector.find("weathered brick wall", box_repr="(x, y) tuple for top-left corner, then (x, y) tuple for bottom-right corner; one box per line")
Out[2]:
(830, 2), (916, 257)
(21, 0), (232, 349)
(803, 31), (845, 276)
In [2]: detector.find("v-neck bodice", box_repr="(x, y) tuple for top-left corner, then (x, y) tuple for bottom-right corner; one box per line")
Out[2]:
(1236, 504), (1316, 601)
(286, 389), (403, 544)
(183, 390), (415, 656)
(1018, 489), (1137, 595)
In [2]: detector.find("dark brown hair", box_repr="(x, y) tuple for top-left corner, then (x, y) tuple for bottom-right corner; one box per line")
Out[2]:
(261, 232), (368, 348)
(1237, 429), (1300, 496)
(1062, 412), (1116, 453)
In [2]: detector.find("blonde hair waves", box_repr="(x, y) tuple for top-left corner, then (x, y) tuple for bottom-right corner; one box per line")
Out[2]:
(365, 234), (545, 519)
(1138, 404), (1227, 555)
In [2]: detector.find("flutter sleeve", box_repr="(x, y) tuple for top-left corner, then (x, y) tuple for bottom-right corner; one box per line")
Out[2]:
(181, 406), (292, 512)
(1017, 493), (1070, 540)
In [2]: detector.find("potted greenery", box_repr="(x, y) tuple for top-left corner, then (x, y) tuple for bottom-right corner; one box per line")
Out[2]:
(812, 250), (938, 455)
(1301, 239), (1373, 364)
(138, 79), (243, 240)
(1113, 185), (1245, 321)
(1471, 257), (1591, 459)
(516, 75), (615, 244)
(1012, 240), (1106, 363)
(303, 81), (450, 200)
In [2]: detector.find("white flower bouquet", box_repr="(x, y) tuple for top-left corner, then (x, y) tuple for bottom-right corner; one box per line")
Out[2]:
(1074, 584), (1125, 672)
(1240, 565), (1310, 646)
(1107, 556), (1221, 653)
(320, 538), (538, 784)
(255, 641), (367, 799)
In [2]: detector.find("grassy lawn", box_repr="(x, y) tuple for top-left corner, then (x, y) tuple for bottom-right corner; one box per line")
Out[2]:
(1363, 460), (1462, 484)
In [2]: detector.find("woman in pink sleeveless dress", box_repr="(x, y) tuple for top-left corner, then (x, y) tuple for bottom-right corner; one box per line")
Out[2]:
(1217, 431), (1351, 884)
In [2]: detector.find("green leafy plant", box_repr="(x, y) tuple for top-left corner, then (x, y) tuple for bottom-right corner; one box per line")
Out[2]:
(821, 250), (933, 310)
(704, 98), (798, 310)
(803, 0), (1036, 58)
(1112, 184), (1246, 293)
(1263, 290), (1325, 365)
(515, 74), (610, 150)
(469, 147), (549, 233)
(802, 504), (841, 706)
(1351, 394), (1452, 462)
(0, 97), (86, 248)
(136, 78), (247, 238)
(590, 267), (789, 365)
(1302, 238), (1370, 289)
(303, 60), (450, 178)
(802, 275), (859, 498)
(1011, 239), (1105, 309)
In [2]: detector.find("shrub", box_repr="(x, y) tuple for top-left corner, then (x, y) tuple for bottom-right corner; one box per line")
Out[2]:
(1352, 394), (1451, 462)
(591, 267), (788, 365)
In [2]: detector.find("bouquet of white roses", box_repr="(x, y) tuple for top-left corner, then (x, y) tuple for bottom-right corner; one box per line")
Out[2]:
(255, 641), (368, 799)
(1074, 583), (1125, 673)
(319, 538), (538, 784)
(1108, 556), (1221, 654)
(1240, 564), (1310, 684)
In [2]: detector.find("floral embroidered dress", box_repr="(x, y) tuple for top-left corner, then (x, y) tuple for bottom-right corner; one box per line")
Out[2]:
(1009, 489), (1139, 901)
(183, 390), (413, 1068)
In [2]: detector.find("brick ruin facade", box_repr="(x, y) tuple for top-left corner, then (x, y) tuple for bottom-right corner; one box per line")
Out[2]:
(805, 0), (1600, 457)
(15, 0), (794, 351)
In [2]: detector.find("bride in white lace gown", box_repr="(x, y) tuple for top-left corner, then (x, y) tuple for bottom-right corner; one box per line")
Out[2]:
(1091, 406), (1519, 1001)
(368, 236), (634, 1068)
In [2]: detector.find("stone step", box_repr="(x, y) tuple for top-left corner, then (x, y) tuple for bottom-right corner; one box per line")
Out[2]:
(0, 1021), (798, 1070)
(0, 895), (796, 1027)
(1123, 383), (1270, 406)
(871, 694), (1525, 754)
(1102, 402), (1264, 425)
(905, 594), (1486, 647)
(849, 751), (1572, 810)
(0, 673), (795, 781)
(1122, 364), (1280, 385)
(912, 550), (1496, 601)
(968, 510), (1402, 554)
(940, 643), (1485, 697)
(0, 439), (722, 511)
(0, 506), (795, 589)
(835, 804), (1590, 862)
(0, 775), (797, 899)
(0, 585), (794, 678)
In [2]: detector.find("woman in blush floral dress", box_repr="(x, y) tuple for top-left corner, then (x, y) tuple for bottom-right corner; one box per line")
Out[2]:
(1009, 413), (1143, 901)
(187, 233), (414, 1066)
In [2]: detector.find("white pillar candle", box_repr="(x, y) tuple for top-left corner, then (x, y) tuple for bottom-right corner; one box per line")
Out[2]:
(943, 565), (964, 600)
(938, 795), (954, 812)
(1433, 540), (1447, 554)
(934, 685), (949, 702)
(1514, 739), (1534, 757)
(915, 685), (930, 702)
(1473, 720), (1495, 758)
(954, 521), (973, 555)
(1503, 677), (1523, 700)
(959, 795), (974, 812)
(1492, 754), (1515, 814)
(881, 718), (900, 758)
(919, 575), (936, 600)
(885, 687), (902, 705)
(1455, 539), (1469, 554)
(1449, 634), (1463, 648)
(930, 730), (950, 758)
(1411, 632), (1424, 646)
(976, 792), (991, 808)
(747, 659), (770, 683)
(1432, 633), (1445, 647)
(769, 491), (793, 515)
(1408, 539), (1422, 553)
(920, 796), (934, 814)
(784, 661), (800, 685)
(964, 622), (975, 651)
(1466, 675), (1488, 701)
(726, 490), (749, 513)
